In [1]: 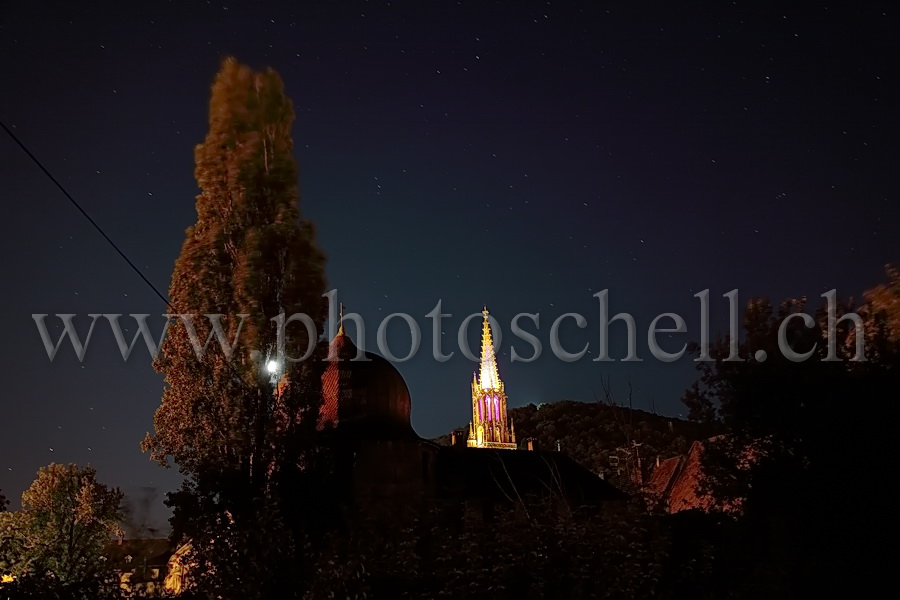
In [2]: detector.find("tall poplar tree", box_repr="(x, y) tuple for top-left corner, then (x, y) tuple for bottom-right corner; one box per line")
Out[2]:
(141, 58), (329, 596)
(144, 56), (327, 471)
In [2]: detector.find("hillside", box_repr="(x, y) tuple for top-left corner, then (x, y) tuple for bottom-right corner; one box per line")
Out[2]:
(435, 400), (712, 480)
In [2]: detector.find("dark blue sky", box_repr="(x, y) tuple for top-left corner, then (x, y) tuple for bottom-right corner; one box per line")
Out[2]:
(1, 1), (897, 528)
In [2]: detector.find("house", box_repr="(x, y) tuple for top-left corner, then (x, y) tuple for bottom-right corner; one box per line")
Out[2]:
(645, 436), (750, 514)
(103, 538), (173, 597)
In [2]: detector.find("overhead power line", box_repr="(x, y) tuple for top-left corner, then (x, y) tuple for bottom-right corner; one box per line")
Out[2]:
(0, 119), (172, 309)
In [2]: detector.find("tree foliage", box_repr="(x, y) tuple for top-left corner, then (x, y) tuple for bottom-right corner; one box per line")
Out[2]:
(143, 56), (327, 476)
(680, 273), (900, 596)
(140, 57), (330, 599)
(0, 464), (123, 594)
(864, 263), (900, 341)
(300, 501), (672, 600)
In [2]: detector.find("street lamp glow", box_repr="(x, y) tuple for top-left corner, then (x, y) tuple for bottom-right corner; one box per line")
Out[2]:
(266, 360), (279, 374)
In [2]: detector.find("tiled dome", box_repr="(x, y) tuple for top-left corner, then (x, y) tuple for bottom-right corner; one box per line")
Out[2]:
(319, 329), (416, 440)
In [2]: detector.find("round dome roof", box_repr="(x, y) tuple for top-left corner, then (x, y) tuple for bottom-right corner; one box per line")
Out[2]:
(320, 330), (416, 440)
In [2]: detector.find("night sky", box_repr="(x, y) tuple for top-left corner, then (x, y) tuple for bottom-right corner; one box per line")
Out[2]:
(1, 1), (897, 529)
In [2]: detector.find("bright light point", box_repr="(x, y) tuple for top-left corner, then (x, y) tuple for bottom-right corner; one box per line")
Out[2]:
(266, 360), (279, 374)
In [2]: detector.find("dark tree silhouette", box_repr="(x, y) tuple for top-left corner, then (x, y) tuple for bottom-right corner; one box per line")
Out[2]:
(681, 276), (899, 597)
(140, 57), (330, 599)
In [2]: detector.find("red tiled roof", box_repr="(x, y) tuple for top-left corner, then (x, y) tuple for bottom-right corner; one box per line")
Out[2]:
(319, 362), (340, 429)
(645, 455), (681, 499)
(318, 332), (354, 429)
(666, 440), (715, 513)
(645, 437), (741, 514)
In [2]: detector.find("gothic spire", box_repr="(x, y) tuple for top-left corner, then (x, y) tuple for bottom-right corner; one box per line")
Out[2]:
(479, 308), (501, 391)
(468, 306), (515, 449)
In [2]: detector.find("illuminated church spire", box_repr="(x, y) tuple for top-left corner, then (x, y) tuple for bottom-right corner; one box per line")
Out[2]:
(479, 307), (501, 391)
(468, 307), (516, 449)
